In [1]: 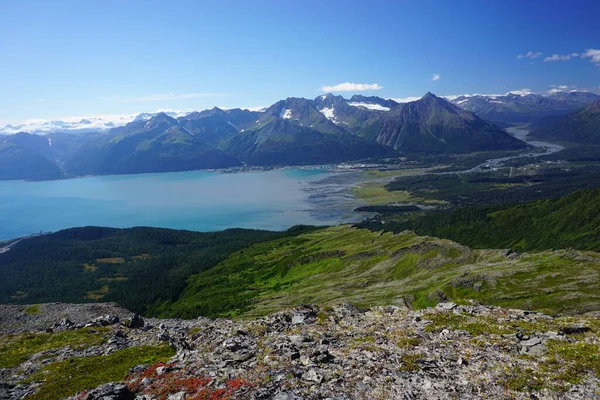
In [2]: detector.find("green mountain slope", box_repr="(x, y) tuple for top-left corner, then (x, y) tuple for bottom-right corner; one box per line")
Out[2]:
(225, 98), (395, 165)
(2, 223), (600, 319)
(531, 100), (600, 144)
(361, 187), (600, 252)
(376, 93), (527, 153)
(65, 113), (240, 175)
(160, 225), (600, 319)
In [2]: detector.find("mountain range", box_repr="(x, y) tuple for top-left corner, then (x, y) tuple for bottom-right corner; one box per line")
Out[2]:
(450, 91), (600, 126)
(0, 92), (544, 179)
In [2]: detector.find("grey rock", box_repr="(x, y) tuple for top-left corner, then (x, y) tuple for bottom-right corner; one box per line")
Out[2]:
(561, 324), (591, 334)
(519, 337), (542, 347)
(273, 392), (302, 400)
(302, 368), (324, 384)
(140, 378), (153, 387)
(130, 364), (149, 374)
(520, 343), (547, 356)
(436, 302), (457, 311)
(232, 350), (255, 362)
(129, 314), (144, 329)
(77, 382), (134, 400)
(155, 366), (169, 375)
(167, 392), (186, 400)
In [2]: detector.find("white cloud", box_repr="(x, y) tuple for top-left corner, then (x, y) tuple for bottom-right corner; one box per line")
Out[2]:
(388, 96), (421, 103)
(548, 84), (572, 94)
(517, 51), (543, 59)
(544, 53), (579, 62)
(506, 88), (533, 96)
(547, 85), (588, 94)
(101, 92), (228, 103)
(432, 74), (441, 81)
(539, 49), (600, 66)
(321, 82), (383, 92)
(581, 49), (600, 66)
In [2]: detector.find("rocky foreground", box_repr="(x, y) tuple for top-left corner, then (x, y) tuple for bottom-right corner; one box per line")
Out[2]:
(1, 302), (599, 400)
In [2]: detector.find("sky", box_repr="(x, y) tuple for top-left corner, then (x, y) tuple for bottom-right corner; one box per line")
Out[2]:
(0, 0), (599, 125)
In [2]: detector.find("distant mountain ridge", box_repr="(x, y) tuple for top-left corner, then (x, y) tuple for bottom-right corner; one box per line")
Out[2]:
(3, 91), (597, 136)
(64, 112), (241, 176)
(0, 92), (531, 179)
(450, 91), (600, 126)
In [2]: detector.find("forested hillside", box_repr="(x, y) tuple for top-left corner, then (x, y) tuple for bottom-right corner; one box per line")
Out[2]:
(359, 187), (600, 252)
(0, 225), (316, 314)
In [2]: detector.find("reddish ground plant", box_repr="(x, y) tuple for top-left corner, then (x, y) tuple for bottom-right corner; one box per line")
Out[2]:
(126, 363), (253, 400)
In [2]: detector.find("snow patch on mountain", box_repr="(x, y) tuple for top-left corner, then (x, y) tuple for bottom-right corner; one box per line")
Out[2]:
(348, 102), (390, 111)
(319, 107), (339, 124)
(280, 108), (293, 119)
(319, 107), (335, 120)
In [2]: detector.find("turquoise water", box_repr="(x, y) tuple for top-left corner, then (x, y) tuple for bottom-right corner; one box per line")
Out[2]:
(0, 169), (358, 240)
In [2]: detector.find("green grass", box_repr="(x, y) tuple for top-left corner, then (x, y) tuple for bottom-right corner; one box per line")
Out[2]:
(351, 183), (414, 205)
(423, 312), (509, 336)
(23, 304), (41, 315)
(399, 353), (424, 372)
(502, 340), (600, 392)
(24, 344), (175, 400)
(0, 327), (109, 368)
(422, 311), (565, 337)
(159, 225), (600, 319)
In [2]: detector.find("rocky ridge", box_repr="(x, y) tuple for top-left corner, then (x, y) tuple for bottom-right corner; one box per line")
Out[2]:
(1, 302), (599, 399)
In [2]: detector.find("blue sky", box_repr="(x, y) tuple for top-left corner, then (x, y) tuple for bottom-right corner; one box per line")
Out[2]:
(1, 0), (599, 125)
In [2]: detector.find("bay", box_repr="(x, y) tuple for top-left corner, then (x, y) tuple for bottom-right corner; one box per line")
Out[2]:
(0, 169), (362, 240)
